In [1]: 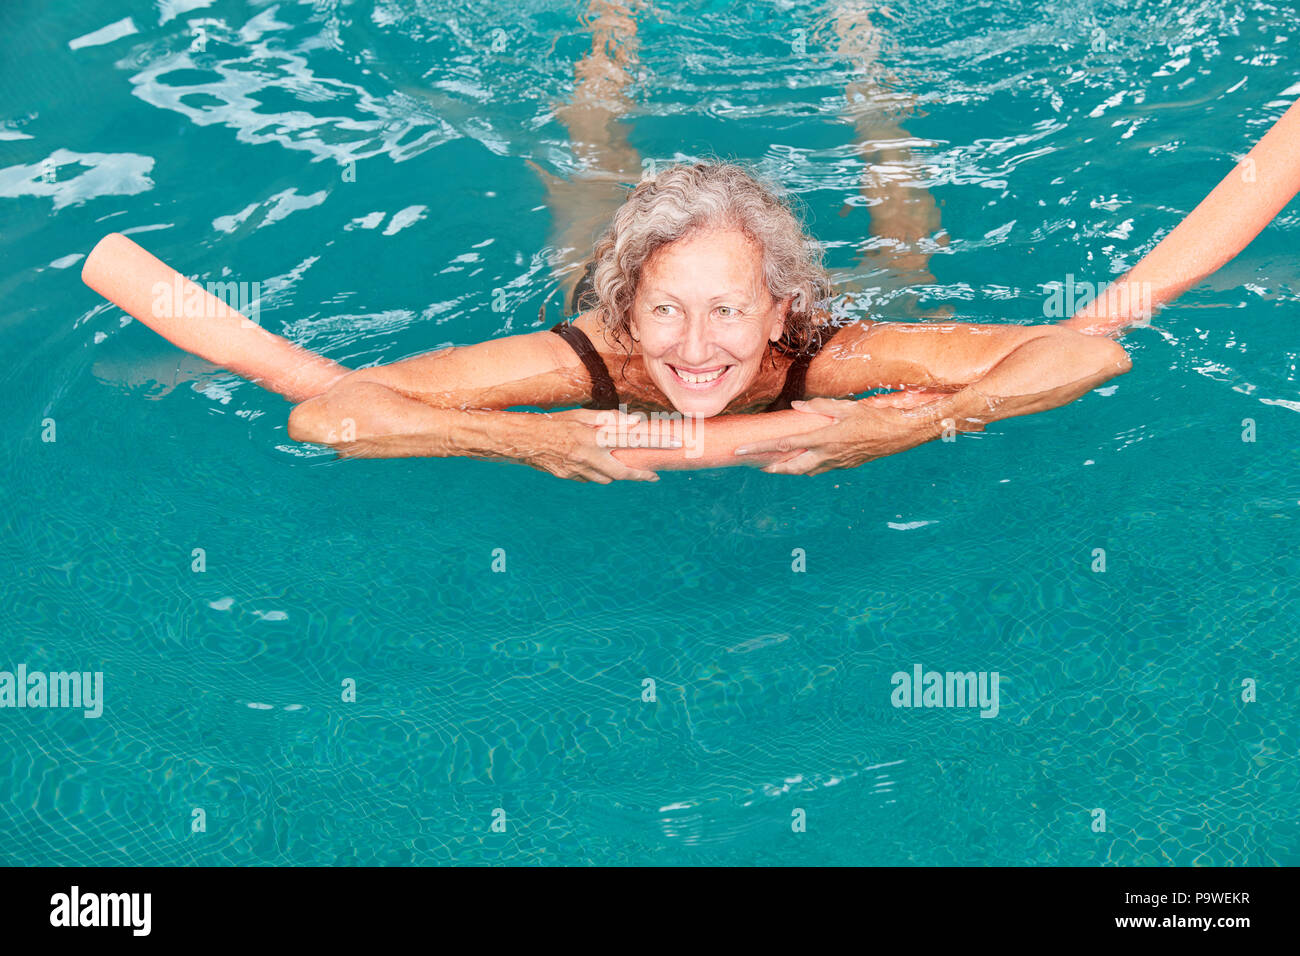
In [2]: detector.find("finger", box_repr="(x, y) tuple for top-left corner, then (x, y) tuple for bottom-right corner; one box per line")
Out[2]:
(563, 413), (684, 449)
(603, 418), (685, 450)
(760, 451), (821, 475)
(598, 452), (661, 482)
(895, 389), (953, 407)
(804, 461), (841, 476)
(857, 393), (906, 408)
(735, 432), (823, 456)
(551, 408), (605, 424)
(735, 441), (798, 457)
(753, 452), (802, 470)
(605, 464), (661, 482)
(791, 398), (852, 417)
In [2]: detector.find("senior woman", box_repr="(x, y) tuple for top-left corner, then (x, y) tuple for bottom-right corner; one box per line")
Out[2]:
(283, 161), (1133, 480)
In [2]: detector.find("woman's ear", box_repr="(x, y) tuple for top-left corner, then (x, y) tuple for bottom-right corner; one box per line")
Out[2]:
(770, 295), (793, 342)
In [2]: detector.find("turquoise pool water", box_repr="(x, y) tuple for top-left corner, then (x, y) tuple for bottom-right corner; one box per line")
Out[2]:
(1, 0), (1297, 866)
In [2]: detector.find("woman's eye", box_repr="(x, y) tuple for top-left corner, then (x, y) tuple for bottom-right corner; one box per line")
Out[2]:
(716, 306), (737, 317)
(654, 305), (674, 316)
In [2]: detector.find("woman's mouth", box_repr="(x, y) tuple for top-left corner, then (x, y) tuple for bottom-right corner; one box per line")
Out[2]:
(669, 364), (731, 389)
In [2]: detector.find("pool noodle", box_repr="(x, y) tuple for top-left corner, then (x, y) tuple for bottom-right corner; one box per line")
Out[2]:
(1063, 97), (1300, 333)
(80, 233), (349, 403)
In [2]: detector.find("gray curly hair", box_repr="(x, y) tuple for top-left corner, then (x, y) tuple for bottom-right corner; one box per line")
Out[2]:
(580, 162), (833, 355)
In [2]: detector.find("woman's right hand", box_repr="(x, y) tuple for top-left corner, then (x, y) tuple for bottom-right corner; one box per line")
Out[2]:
(856, 387), (986, 431)
(526, 408), (680, 483)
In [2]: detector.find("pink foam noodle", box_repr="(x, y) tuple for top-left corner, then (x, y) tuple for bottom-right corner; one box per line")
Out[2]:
(1063, 97), (1300, 334)
(81, 233), (350, 402)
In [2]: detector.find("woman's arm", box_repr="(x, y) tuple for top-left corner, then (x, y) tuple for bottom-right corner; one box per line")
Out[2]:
(913, 326), (1132, 434)
(804, 318), (1090, 398)
(288, 377), (673, 482)
(289, 375), (838, 474)
(333, 330), (602, 409)
(736, 326), (1131, 474)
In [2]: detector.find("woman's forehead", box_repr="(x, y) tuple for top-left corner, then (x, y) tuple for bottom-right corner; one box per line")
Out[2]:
(637, 271), (771, 301)
(640, 232), (766, 286)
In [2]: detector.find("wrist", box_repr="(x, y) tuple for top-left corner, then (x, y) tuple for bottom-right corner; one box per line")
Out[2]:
(902, 388), (993, 439)
(452, 408), (529, 460)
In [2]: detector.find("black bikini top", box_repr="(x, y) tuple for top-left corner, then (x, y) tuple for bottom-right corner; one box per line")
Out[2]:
(548, 320), (842, 413)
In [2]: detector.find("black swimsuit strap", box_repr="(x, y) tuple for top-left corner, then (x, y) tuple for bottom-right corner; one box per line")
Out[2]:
(569, 259), (598, 315)
(549, 321), (620, 410)
(764, 322), (844, 412)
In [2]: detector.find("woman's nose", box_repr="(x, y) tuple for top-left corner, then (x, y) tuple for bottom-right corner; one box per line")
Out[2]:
(677, 316), (714, 363)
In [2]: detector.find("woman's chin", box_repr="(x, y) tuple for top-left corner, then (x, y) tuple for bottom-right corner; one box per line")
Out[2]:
(668, 393), (729, 418)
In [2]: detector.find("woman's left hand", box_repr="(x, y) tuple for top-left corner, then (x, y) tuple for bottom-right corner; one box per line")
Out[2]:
(735, 397), (954, 476)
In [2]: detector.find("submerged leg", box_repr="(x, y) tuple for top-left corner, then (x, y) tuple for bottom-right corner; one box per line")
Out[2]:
(534, 0), (644, 314)
(831, 1), (947, 318)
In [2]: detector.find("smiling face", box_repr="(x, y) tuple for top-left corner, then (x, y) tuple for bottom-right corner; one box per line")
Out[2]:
(630, 226), (788, 418)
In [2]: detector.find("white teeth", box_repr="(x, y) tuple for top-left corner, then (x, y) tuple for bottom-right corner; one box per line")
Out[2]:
(673, 366), (725, 384)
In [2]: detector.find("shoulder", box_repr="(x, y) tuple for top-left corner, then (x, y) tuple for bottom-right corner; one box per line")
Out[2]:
(560, 310), (642, 379)
(801, 315), (887, 398)
(811, 314), (877, 353)
(336, 325), (597, 409)
(568, 310), (634, 356)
